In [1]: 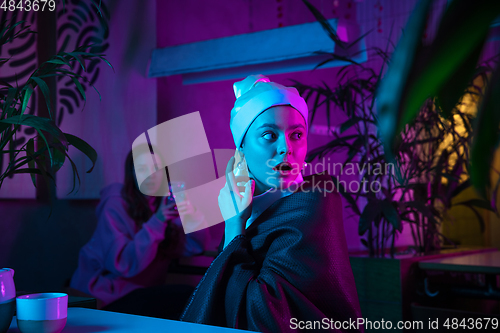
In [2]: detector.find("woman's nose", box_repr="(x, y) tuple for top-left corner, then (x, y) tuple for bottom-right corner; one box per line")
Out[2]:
(278, 138), (292, 155)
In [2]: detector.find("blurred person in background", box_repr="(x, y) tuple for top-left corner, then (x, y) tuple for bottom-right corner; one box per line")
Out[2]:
(70, 144), (210, 319)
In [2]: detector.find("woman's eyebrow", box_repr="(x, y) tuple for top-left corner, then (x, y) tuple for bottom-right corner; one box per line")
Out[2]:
(289, 124), (306, 130)
(256, 123), (278, 130)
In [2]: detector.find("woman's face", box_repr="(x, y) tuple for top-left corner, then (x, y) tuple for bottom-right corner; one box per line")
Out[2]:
(134, 152), (164, 195)
(241, 105), (307, 195)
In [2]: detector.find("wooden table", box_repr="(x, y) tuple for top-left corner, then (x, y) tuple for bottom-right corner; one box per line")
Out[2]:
(8, 307), (253, 332)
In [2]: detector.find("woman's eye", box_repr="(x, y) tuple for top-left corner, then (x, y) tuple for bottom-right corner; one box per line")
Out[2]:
(262, 132), (276, 140)
(292, 131), (303, 139)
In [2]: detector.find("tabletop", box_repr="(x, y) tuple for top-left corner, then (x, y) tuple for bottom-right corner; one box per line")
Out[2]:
(418, 251), (500, 274)
(8, 307), (254, 333)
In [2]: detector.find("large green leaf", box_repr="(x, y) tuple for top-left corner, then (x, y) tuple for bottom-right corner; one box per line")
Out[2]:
(45, 59), (70, 66)
(4, 87), (17, 118)
(26, 138), (37, 187)
(470, 66), (500, 198)
(403, 200), (439, 226)
(50, 145), (66, 173)
(402, 0), (500, 127)
(0, 115), (68, 148)
(65, 133), (97, 173)
(435, 35), (486, 119)
(21, 85), (34, 115)
(376, 0), (432, 158)
(36, 129), (54, 168)
(70, 77), (86, 101)
(301, 0), (343, 47)
(381, 200), (402, 232)
(30, 77), (52, 119)
(63, 148), (81, 194)
(359, 199), (382, 235)
(378, 0), (500, 159)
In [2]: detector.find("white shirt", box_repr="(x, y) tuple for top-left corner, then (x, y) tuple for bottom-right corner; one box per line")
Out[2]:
(245, 173), (304, 229)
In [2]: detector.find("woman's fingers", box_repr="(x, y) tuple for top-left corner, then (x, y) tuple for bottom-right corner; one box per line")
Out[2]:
(225, 156), (234, 175)
(218, 155), (255, 224)
(161, 210), (179, 221)
(160, 201), (177, 212)
(242, 179), (254, 204)
(166, 201), (177, 208)
(225, 156), (241, 198)
(177, 201), (195, 215)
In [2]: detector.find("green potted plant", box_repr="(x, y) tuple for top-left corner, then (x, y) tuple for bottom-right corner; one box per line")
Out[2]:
(0, 8), (111, 194)
(299, 0), (495, 258)
(375, 0), (500, 206)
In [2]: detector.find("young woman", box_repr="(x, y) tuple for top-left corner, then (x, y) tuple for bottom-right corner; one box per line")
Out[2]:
(180, 75), (363, 332)
(70, 145), (210, 319)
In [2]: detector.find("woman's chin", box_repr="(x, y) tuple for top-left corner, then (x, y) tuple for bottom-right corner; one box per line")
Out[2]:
(142, 185), (162, 196)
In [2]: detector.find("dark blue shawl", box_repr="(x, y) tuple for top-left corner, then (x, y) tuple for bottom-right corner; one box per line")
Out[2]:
(181, 173), (363, 332)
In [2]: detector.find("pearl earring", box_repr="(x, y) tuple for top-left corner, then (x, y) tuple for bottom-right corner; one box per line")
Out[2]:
(304, 162), (308, 167)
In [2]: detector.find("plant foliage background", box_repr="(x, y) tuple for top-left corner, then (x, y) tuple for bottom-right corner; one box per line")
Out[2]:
(298, 0), (500, 256)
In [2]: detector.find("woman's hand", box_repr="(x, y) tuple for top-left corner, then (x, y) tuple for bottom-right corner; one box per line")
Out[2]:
(155, 198), (179, 223)
(176, 200), (195, 216)
(219, 156), (255, 248)
(176, 192), (198, 221)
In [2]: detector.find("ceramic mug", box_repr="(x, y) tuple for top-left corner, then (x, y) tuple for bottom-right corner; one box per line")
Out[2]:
(16, 293), (68, 333)
(0, 268), (15, 333)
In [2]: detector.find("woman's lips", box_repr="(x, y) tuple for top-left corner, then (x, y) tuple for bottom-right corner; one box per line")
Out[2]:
(273, 162), (294, 175)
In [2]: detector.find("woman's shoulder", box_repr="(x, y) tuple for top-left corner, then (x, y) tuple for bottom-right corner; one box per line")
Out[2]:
(287, 172), (342, 208)
(100, 183), (124, 198)
(96, 183), (127, 216)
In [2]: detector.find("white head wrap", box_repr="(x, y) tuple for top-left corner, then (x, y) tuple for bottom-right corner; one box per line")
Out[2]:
(230, 74), (308, 149)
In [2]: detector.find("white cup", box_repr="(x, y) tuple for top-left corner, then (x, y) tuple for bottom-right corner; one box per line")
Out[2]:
(16, 293), (68, 333)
